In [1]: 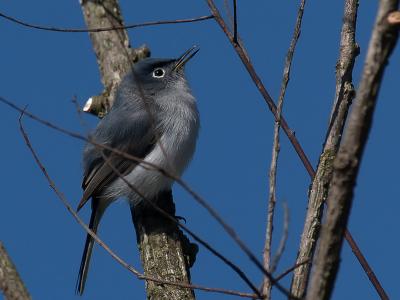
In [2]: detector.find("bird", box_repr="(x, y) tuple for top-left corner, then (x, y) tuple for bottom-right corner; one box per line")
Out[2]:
(76, 46), (200, 295)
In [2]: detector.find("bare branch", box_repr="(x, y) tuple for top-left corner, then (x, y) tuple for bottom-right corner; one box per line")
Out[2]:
(80, 0), (146, 116)
(291, 0), (359, 297)
(0, 11), (213, 33)
(271, 202), (290, 273)
(307, 0), (399, 299)
(0, 242), (31, 300)
(275, 260), (310, 282)
(233, 0), (238, 43)
(262, 1), (305, 298)
(205, 0), (314, 178)
(223, 0), (234, 30)
(204, 1), (388, 297)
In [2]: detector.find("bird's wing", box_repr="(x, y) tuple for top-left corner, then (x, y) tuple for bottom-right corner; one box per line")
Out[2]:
(77, 108), (155, 211)
(77, 155), (135, 211)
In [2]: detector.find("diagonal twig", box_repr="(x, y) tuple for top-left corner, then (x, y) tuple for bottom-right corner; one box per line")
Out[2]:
(205, 0), (314, 178)
(275, 260), (310, 282)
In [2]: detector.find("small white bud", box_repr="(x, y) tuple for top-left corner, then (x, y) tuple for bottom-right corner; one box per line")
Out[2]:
(83, 97), (93, 112)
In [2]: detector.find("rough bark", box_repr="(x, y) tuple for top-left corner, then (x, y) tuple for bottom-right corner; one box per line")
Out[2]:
(132, 191), (197, 300)
(307, 1), (399, 299)
(80, 1), (196, 298)
(80, 0), (149, 117)
(0, 242), (31, 300)
(290, 0), (359, 297)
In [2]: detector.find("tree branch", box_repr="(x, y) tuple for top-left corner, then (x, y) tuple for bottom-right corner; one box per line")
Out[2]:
(80, 0), (149, 116)
(271, 202), (290, 273)
(0, 242), (31, 300)
(307, 0), (399, 299)
(262, 1), (306, 298)
(290, 0), (359, 297)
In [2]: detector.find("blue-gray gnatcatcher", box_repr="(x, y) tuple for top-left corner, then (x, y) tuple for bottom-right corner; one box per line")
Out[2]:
(76, 46), (200, 295)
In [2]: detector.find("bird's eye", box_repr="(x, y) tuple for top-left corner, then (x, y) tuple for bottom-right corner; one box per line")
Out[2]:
(152, 68), (165, 78)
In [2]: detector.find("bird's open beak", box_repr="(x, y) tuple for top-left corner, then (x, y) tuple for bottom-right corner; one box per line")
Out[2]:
(173, 45), (200, 71)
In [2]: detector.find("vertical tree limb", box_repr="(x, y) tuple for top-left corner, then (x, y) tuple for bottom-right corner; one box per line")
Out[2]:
(290, 0), (359, 297)
(0, 242), (31, 300)
(80, 0), (149, 116)
(80, 1), (196, 298)
(307, 1), (399, 299)
(262, 1), (306, 298)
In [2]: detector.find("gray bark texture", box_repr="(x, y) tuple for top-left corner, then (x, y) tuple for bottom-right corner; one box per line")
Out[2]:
(132, 191), (197, 300)
(0, 242), (31, 300)
(290, 0), (359, 297)
(80, 1), (197, 299)
(81, 0), (149, 117)
(306, 1), (399, 299)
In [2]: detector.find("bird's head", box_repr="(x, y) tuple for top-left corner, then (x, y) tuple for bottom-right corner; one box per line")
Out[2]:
(129, 46), (199, 94)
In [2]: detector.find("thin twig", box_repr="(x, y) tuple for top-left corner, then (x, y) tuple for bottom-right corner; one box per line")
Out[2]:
(223, 0), (234, 30)
(205, 0), (314, 178)
(17, 112), (261, 300)
(204, 1), (388, 298)
(233, 0), (238, 43)
(2, 98), (291, 297)
(275, 260), (311, 282)
(262, 1), (305, 298)
(0, 11), (213, 33)
(271, 202), (289, 273)
(307, 0), (399, 299)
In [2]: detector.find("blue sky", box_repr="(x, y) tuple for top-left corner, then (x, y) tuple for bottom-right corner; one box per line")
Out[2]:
(1, 1), (399, 300)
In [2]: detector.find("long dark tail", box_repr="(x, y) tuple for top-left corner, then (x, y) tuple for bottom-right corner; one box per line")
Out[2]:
(76, 203), (101, 295)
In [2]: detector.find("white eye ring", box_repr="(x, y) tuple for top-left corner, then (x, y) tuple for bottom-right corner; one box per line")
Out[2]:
(152, 68), (165, 78)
